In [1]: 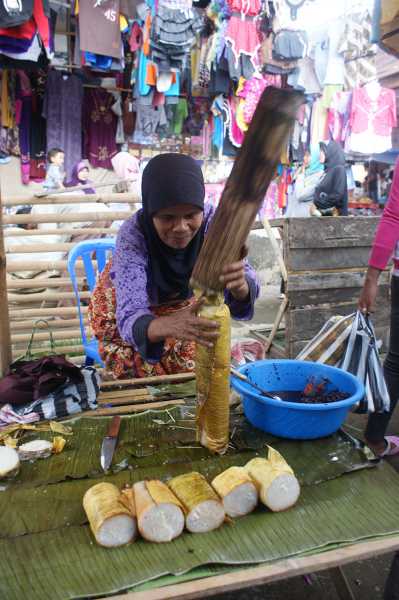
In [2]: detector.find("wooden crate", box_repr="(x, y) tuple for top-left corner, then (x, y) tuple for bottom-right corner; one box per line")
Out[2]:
(269, 217), (390, 358)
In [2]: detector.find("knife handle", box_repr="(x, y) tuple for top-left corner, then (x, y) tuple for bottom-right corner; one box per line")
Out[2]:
(107, 415), (121, 438)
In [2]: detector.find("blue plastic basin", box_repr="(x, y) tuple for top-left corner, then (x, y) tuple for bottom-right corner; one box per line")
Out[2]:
(231, 359), (365, 440)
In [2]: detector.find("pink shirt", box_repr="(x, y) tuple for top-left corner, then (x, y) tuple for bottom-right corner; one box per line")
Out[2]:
(369, 160), (399, 274)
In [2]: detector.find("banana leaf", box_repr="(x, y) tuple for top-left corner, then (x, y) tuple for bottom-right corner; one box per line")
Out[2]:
(9, 407), (374, 490)
(1, 463), (399, 600)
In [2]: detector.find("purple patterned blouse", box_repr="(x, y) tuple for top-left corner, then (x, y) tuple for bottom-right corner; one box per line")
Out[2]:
(110, 204), (260, 352)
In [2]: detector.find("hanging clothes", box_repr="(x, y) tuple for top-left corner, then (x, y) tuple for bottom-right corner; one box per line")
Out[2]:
(338, 10), (377, 90)
(78, 0), (121, 60)
(83, 88), (118, 169)
(348, 82), (397, 155)
(43, 70), (83, 179)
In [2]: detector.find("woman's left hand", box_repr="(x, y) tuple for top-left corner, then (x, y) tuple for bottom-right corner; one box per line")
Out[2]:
(220, 260), (249, 301)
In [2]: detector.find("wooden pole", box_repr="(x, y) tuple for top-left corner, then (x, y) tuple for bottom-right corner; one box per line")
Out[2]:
(3, 192), (139, 206)
(0, 188), (12, 376)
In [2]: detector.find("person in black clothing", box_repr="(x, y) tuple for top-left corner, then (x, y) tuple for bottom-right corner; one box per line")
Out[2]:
(313, 141), (348, 216)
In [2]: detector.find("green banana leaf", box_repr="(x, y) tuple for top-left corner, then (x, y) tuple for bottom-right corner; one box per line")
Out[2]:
(1, 463), (399, 600)
(10, 407), (374, 490)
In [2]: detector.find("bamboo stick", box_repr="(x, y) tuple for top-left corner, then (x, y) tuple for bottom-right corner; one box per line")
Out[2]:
(97, 395), (156, 406)
(0, 190), (12, 376)
(85, 399), (185, 416)
(9, 306), (88, 317)
(7, 259), (87, 272)
(3, 193), (139, 206)
(4, 228), (118, 237)
(10, 318), (86, 330)
(33, 179), (129, 198)
(7, 277), (85, 289)
(4, 211), (131, 225)
(8, 291), (90, 302)
(100, 372), (196, 388)
(7, 243), (81, 254)
(12, 343), (84, 356)
(98, 388), (150, 400)
(11, 328), (83, 343)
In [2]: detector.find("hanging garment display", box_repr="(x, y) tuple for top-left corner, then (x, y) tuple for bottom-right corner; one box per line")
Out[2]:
(43, 70), (83, 179)
(338, 10), (377, 90)
(78, 0), (121, 60)
(348, 81), (397, 154)
(83, 88), (118, 168)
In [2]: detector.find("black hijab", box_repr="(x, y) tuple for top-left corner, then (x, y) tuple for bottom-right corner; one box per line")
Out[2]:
(138, 153), (205, 303)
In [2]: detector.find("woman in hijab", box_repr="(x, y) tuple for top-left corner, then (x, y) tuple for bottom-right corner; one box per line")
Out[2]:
(285, 147), (324, 218)
(111, 151), (141, 227)
(89, 153), (259, 379)
(313, 141), (348, 216)
(65, 161), (96, 194)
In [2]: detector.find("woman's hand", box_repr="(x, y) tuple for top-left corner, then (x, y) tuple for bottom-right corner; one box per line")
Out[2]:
(358, 267), (381, 314)
(220, 260), (249, 301)
(147, 300), (220, 348)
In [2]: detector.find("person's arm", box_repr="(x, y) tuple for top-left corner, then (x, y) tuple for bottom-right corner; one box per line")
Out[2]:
(359, 161), (399, 313)
(113, 218), (219, 362)
(297, 173), (323, 203)
(221, 258), (260, 320)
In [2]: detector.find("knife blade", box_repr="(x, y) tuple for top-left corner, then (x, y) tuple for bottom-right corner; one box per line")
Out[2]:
(100, 415), (121, 472)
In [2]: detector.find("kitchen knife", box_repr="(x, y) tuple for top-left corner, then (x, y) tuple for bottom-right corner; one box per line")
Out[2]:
(100, 415), (121, 472)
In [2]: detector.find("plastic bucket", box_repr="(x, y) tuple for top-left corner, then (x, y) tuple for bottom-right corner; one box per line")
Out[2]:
(231, 359), (365, 440)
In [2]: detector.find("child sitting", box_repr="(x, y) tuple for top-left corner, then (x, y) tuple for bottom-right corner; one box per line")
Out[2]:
(43, 148), (65, 191)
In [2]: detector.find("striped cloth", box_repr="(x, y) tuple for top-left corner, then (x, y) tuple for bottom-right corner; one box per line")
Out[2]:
(339, 10), (377, 90)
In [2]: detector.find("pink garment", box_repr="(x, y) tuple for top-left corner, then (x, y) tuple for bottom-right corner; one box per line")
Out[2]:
(225, 16), (261, 66)
(238, 74), (281, 124)
(229, 98), (244, 146)
(227, 0), (261, 16)
(327, 91), (352, 143)
(350, 86), (396, 136)
(111, 151), (140, 185)
(369, 159), (399, 272)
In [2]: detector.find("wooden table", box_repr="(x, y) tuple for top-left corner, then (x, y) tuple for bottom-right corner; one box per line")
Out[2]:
(112, 536), (399, 600)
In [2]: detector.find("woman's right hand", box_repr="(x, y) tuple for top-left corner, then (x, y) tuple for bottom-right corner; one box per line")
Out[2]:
(358, 267), (381, 314)
(147, 300), (220, 348)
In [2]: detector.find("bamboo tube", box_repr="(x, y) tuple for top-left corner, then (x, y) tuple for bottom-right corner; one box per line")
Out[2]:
(3, 193), (139, 206)
(4, 228), (118, 237)
(133, 480), (185, 543)
(99, 372), (195, 388)
(168, 472), (225, 533)
(211, 467), (258, 518)
(0, 191), (12, 377)
(83, 482), (137, 547)
(245, 448), (300, 512)
(3, 211), (131, 225)
(8, 291), (90, 303)
(7, 277), (85, 289)
(191, 87), (303, 294)
(9, 306), (87, 317)
(196, 294), (231, 455)
(85, 400), (185, 416)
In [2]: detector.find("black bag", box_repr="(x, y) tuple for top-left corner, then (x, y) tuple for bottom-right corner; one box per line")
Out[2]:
(0, 321), (83, 406)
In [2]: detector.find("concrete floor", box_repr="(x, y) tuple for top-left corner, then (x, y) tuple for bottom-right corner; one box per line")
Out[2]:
(223, 285), (399, 600)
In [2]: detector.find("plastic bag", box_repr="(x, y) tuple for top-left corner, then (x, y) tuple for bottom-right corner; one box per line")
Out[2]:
(340, 311), (390, 414)
(296, 314), (355, 366)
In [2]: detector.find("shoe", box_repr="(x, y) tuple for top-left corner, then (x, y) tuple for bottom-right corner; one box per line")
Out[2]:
(380, 435), (399, 457)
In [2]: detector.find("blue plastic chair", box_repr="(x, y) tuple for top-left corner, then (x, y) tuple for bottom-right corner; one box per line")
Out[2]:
(67, 239), (116, 366)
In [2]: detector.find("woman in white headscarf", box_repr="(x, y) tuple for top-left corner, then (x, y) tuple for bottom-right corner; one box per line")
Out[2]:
(111, 151), (141, 227)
